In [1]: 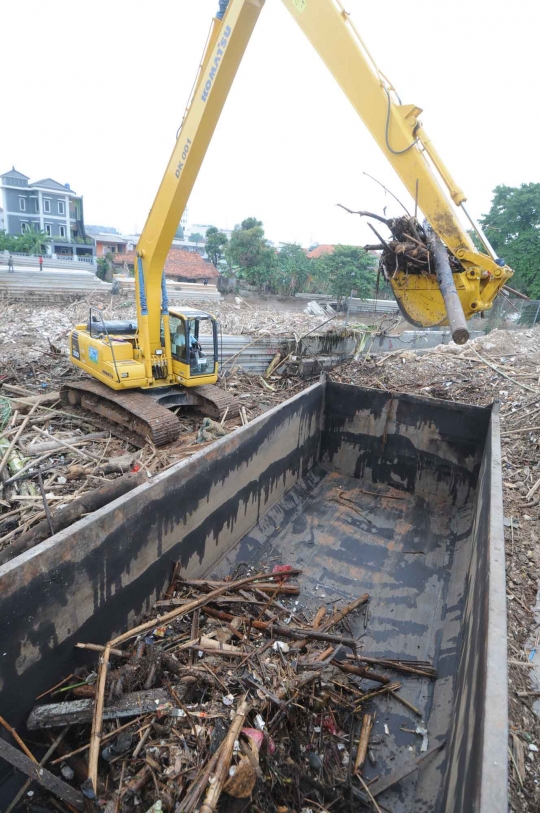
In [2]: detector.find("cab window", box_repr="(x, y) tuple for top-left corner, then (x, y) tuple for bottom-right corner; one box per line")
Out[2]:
(169, 315), (187, 360)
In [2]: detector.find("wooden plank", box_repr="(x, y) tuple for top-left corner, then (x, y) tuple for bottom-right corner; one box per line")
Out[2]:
(27, 688), (170, 730)
(0, 737), (84, 810)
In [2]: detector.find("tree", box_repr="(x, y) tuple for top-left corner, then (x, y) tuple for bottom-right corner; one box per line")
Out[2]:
(190, 232), (204, 245)
(479, 184), (540, 297)
(276, 243), (312, 295)
(96, 252), (115, 282)
(175, 223), (184, 240)
(0, 228), (49, 255)
(205, 226), (228, 269)
(225, 217), (277, 292)
(20, 226), (50, 255)
(319, 245), (378, 305)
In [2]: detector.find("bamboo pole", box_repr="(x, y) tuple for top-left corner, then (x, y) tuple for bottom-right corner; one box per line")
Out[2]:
(354, 713), (373, 774)
(199, 697), (250, 813)
(0, 401), (40, 479)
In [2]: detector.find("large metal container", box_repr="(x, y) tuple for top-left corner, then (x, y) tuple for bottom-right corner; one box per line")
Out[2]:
(0, 380), (506, 811)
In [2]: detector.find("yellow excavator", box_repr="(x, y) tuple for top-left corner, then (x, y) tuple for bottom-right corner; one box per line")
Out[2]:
(65, 0), (513, 445)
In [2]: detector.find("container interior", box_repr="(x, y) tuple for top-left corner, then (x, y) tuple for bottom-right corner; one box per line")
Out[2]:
(0, 381), (503, 812)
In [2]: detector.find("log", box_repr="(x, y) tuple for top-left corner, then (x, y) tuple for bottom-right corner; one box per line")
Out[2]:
(20, 431), (108, 456)
(27, 688), (171, 730)
(10, 391), (61, 414)
(0, 470), (145, 565)
(96, 453), (137, 474)
(0, 737), (84, 809)
(425, 225), (469, 345)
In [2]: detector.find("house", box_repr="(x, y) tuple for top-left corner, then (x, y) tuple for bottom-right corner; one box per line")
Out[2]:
(88, 232), (131, 257)
(112, 247), (219, 283)
(306, 244), (335, 260)
(0, 167), (95, 263)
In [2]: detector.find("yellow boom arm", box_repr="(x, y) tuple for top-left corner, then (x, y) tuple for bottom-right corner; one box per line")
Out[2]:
(135, 0), (512, 365)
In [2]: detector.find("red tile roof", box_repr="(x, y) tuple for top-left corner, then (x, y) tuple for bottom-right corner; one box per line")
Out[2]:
(164, 247), (218, 280)
(306, 244), (335, 260)
(112, 248), (218, 280)
(112, 250), (136, 266)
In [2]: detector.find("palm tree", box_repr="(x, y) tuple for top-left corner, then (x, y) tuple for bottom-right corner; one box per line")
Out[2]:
(20, 226), (50, 255)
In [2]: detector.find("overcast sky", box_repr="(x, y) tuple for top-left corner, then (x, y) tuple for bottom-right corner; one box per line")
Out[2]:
(1, 1), (538, 247)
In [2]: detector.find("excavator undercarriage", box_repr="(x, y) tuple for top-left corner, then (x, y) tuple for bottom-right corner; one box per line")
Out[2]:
(61, 380), (240, 448)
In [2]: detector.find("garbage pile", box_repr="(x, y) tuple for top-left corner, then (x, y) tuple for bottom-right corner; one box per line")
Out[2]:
(21, 567), (437, 812)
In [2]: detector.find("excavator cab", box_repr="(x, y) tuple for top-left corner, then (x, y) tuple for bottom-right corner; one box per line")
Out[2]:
(165, 308), (219, 385)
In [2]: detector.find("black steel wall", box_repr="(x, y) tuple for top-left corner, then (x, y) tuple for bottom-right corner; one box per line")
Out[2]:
(0, 383), (323, 754)
(442, 407), (508, 813)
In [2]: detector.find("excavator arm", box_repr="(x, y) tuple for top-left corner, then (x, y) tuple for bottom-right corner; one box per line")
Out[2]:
(135, 0), (512, 364)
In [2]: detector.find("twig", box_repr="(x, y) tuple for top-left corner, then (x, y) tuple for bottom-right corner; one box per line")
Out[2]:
(132, 716), (155, 758)
(50, 716), (147, 765)
(0, 714), (37, 763)
(337, 204), (391, 227)
(75, 642), (127, 658)
(362, 172), (410, 215)
(320, 593), (370, 632)
(357, 773), (383, 813)
(389, 689), (422, 717)
(6, 726), (69, 813)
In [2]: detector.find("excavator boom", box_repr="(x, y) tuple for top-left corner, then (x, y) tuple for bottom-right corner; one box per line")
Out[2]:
(134, 0), (511, 346)
(68, 0), (513, 442)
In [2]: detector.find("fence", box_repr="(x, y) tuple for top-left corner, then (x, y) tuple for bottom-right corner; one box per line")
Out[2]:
(0, 251), (97, 271)
(476, 297), (540, 331)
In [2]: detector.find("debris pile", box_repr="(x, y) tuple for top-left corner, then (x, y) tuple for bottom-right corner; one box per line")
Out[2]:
(21, 567), (437, 812)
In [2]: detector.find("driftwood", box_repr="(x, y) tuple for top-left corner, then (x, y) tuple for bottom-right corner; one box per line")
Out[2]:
(203, 607), (358, 649)
(175, 578), (300, 595)
(354, 713), (373, 774)
(20, 431), (108, 456)
(0, 470), (144, 564)
(87, 571), (276, 791)
(331, 660), (389, 685)
(0, 737), (84, 809)
(320, 593), (370, 631)
(10, 391), (61, 413)
(96, 453), (138, 474)
(27, 687), (171, 730)
(199, 697), (250, 813)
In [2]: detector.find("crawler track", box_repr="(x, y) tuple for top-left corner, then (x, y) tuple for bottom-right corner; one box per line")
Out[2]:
(61, 380), (240, 447)
(61, 380), (181, 447)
